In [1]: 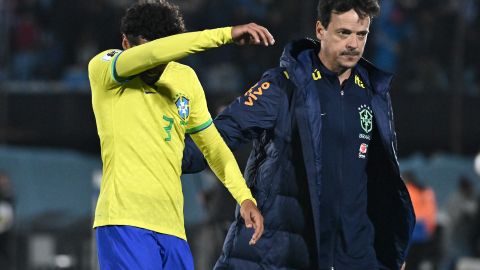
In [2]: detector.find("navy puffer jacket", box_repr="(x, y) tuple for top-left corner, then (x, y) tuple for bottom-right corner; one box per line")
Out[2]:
(183, 39), (415, 270)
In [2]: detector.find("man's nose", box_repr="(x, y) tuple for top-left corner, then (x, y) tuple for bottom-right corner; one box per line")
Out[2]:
(346, 35), (359, 49)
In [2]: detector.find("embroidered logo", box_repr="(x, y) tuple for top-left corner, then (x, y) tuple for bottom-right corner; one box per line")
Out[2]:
(355, 75), (365, 89)
(312, 69), (322, 81)
(175, 96), (190, 121)
(359, 133), (371, 140)
(358, 105), (373, 133)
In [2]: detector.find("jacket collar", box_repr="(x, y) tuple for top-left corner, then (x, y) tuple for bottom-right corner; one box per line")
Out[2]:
(279, 38), (394, 97)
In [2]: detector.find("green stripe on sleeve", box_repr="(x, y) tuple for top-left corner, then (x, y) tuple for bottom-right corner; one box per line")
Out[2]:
(186, 119), (213, 134)
(110, 51), (131, 83)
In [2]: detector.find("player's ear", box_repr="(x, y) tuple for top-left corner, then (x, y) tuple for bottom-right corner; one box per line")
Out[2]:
(316, 21), (326, 41)
(122, 34), (131, 49)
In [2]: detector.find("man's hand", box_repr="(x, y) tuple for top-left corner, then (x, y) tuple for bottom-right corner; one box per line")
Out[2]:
(240, 199), (264, 245)
(401, 263), (406, 270)
(232, 23), (275, 46)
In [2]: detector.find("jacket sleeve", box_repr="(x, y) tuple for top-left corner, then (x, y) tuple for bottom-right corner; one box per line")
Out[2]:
(182, 69), (289, 174)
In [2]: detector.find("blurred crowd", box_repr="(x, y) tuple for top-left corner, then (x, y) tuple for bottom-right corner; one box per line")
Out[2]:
(0, 0), (123, 90)
(0, 0), (314, 93)
(0, 172), (14, 269)
(371, 0), (480, 96)
(0, 0), (479, 96)
(1, 0), (480, 269)
(404, 172), (480, 270)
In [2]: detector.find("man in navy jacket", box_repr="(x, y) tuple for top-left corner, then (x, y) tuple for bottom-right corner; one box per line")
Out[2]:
(183, 0), (415, 269)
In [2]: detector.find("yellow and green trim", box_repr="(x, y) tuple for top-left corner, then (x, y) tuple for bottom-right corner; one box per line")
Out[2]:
(186, 119), (213, 134)
(111, 51), (132, 83)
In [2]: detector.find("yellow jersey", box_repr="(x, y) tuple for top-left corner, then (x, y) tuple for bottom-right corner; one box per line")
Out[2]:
(88, 28), (255, 240)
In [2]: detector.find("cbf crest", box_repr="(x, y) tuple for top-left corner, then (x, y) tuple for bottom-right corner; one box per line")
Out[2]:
(175, 95), (190, 123)
(358, 105), (373, 133)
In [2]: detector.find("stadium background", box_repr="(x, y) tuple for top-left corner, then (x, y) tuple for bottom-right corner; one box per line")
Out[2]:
(0, 0), (480, 269)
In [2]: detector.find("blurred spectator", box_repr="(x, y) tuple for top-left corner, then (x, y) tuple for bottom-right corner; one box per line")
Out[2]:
(0, 0), (13, 79)
(403, 55), (450, 94)
(186, 170), (236, 270)
(473, 196), (480, 258)
(371, 0), (413, 73)
(404, 171), (440, 270)
(61, 33), (97, 91)
(444, 176), (478, 269)
(204, 62), (244, 94)
(0, 171), (14, 270)
(389, 0), (452, 94)
(11, 11), (42, 80)
(463, 66), (480, 96)
(181, 171), (212, 270)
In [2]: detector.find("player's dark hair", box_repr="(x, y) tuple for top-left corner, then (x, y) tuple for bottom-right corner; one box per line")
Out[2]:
(317, 0), (380, 28)
(120, 1), (186, 45)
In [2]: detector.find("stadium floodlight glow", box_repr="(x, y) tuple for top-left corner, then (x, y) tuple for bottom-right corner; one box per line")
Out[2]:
(54, 254), (74, 268)
(474, 152), (480, 177)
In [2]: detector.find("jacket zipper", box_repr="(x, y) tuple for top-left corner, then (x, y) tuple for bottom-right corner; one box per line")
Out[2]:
(330, 89), (345, 270)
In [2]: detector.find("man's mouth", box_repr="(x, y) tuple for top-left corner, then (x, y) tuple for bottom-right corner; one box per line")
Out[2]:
(341, 52), (360, 57)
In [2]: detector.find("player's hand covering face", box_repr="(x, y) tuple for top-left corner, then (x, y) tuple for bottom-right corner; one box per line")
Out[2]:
(232, 23), (275, 47)
(240, 199), (264, 245)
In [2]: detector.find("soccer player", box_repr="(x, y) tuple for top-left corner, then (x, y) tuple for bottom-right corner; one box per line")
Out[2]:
(183, 0), (414, 269)
(87, 2), (274, 269)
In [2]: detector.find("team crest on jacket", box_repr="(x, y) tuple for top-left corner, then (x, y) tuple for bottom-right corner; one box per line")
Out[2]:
(358, 105), (373, 133)
(176, 96), (190, 121)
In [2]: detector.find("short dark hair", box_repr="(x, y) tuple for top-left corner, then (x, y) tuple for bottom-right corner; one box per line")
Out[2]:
(120, 1), (186, 45)
(317, 0), (380, 28)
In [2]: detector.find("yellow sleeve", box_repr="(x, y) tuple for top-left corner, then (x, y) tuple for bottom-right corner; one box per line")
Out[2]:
(88, 49), (123, 90)
(185, 67), (212, 134)
(190, 124), (256, 206)
(186, 67), (254, 205)
(113, 27), (233, 82)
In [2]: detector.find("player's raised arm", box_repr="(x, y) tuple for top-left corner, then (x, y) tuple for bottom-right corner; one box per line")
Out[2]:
(115, 23), (275, 79)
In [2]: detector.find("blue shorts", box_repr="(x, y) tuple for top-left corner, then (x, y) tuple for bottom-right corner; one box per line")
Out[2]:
(96, 225), (194, 270)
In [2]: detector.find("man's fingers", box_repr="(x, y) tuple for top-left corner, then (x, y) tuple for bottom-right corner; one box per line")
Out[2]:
(249, 211), (264, 245)
(243, 209), (254, 229)
(258, 25), (275, 45)
(246, 27), (261, 45)
(248, 24), (274, 46)
(240, 199), (264, 246)
(232, 23), (275, 46)
(250, 25), (269, 46)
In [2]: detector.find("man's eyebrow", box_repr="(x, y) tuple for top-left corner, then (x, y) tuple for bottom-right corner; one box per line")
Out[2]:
(336, 28), (370, 34)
